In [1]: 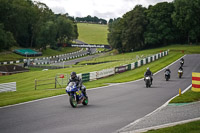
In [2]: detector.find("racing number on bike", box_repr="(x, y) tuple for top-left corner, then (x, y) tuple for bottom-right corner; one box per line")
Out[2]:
(76, 90), (81, 96)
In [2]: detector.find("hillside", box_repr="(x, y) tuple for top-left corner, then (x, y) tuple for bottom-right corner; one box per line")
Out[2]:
(77, 23), (108, 44)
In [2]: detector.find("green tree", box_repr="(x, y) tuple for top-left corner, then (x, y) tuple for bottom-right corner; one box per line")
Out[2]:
(36, 21), (57, 50)
(108, 5), (147, 52)
(30, 1), (54, 48)
(56, 15), (77, 44)
(108, 18), (123, 52)
(172, 0), (200, 44)
(0, 24), (16, 51)
(121, 5), (147, 51)
(144, 2), (175, 47)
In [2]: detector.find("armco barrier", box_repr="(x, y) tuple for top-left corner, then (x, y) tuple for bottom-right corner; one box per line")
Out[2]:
(96, 68), (115, 79)
(0, 82), (16, 93)
(127, 64), (131, 70)
(138, 60), (141, 67)
(135, 62), (138, 68)
(131, 62), (135, 70)
(77, 74), (82, 79)
(141, 59), (144, 66)
(82, 73), (90, 82)
(146, 58), (148, 64)
(90, 71), (97, 81)
(0, 49), (85, 66)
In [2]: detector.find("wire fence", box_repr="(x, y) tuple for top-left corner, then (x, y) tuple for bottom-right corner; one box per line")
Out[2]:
(35, 73), (70, 90)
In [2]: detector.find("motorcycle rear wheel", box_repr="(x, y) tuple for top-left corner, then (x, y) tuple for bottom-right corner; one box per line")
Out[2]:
(82, 97), (88, 105)
(179, 73), (182, 78)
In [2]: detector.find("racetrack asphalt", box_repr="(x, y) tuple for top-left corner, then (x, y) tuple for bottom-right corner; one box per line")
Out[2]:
(0, 54), (199, 133)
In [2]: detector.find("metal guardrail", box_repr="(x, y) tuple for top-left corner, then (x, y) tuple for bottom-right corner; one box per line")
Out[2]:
(0, 82), (16, 93)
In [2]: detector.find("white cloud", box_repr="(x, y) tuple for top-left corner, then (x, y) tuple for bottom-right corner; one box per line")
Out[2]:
(33, 0), (173, 20)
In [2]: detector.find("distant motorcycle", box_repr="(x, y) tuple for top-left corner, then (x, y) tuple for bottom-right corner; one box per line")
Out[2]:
(178, 69), (183, 78)
(165, 71), (170, 81)
(144, 76), (151, 88)
(66, 82), (88, 108)
(180, 60), (184, 67)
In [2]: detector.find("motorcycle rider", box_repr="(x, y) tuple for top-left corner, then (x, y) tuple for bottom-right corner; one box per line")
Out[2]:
(181, 58), (184, 62)
(67, 72), (87, 97)
(178, 66), (183, 71)
(180, 58), (184, 66)
(144, 67), (153, 84)
(165, 67), (171, 78)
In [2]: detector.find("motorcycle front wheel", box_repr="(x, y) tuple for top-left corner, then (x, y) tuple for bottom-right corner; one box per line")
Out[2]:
(70, 95), (77, 108)
(146, 82), (149, 88)
(166, 76), (169, 81)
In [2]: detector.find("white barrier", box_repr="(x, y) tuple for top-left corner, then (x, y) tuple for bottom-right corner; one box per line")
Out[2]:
(143, 58), (146, 65)
(131, 62), (135, 70)
(0, 82), (16, 93)
(90, 71), (97, 81)
(138, 60), (141, 67)
(77, 74), (82, 79)
(81, 51), (169, 82)
(152, 55), (155, 61)
(148, 57), (151, 63)
(96, 68), (115, 79)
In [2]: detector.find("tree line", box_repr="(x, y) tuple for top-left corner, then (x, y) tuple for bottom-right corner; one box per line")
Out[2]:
(75, 15), (107, 24)
(108, 0), (200, 53)
(0, 0), (78, 51)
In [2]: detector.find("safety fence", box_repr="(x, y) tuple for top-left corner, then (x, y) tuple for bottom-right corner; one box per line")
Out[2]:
(0, 49), (85, 65)
(0, 82), (16, 93)
(80, 51), (168, 82)
(35, 73), (70, 90)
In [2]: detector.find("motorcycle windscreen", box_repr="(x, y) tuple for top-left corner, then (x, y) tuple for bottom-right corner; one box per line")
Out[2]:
(66, 82), (76, 92)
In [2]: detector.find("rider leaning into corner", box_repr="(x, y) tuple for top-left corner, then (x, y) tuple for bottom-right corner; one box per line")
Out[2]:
(67, 72), (87, 97)
(165, 67), (171, 73)
(181, 57), (184, 62)
(144, 67), (153, 84)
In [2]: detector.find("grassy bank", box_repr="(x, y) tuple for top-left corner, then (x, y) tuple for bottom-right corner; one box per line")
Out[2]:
(77, 23), (108, 44)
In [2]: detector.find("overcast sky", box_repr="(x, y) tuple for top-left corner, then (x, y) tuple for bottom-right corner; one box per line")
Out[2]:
(33, 0), (173, 20)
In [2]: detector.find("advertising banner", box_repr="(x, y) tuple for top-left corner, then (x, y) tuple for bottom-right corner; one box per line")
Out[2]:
(115, 66), (128, 73)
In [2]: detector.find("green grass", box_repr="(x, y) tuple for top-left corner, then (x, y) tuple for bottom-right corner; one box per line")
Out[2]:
(170, 89), (200, 103)
(0, 47), (80, 62)
(77, 23), (108, 44)
(41, 47), (80, 57)
(0, 52), (24, 62)
(146, 120), (200, 133)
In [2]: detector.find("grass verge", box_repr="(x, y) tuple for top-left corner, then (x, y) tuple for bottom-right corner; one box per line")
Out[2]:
(146, 120), (200, 133)
(170, 89), (200, 103)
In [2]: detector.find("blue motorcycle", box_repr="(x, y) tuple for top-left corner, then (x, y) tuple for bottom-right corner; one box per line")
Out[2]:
(66, 82), (88, 108)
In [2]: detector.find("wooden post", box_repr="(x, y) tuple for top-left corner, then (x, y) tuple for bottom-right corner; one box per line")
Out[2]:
(35, 79), (37, 90)
(55, 77), (57, 88)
